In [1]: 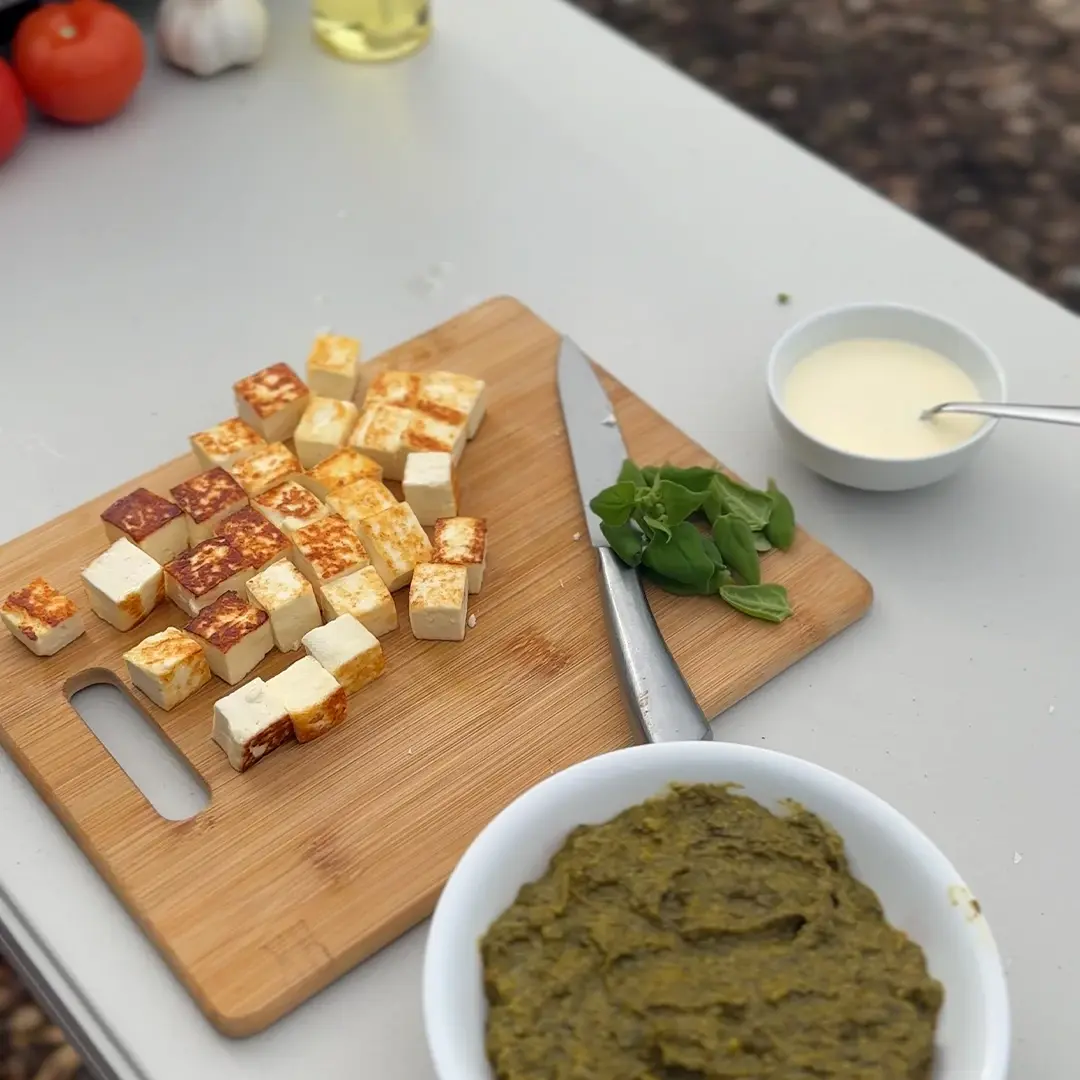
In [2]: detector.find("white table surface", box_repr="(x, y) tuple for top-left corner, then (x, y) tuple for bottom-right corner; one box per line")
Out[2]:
(1, 0), (1077, 1076)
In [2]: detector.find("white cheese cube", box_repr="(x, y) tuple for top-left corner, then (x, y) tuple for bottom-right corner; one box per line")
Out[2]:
(233, 363), (310, 442)
(291, 514), (370, 608)
(266, 655), (348, 743)
(123, 627), (211, 711)
(228, 442), (302, 498)
(101, 487), (188, 567)
(306, 334), (361, 402)
(348, 403), (414, 481)
(417, 371), (487, 439)
(293, 396), (360, 469)
(185, 591), (273, 685)
(364, 370), (422, 409)
(170, 467), (249, 546)
(319, 566), (398, 637)
(326, 478), (397, 535)
(409, 563), (468, 642)
(211, 677), (294, 772)
(82, 539), (164, 632)
(189, 417), (266, 471)
(432, 516), (488, 595)
(1, 578), (85, 657)
(217, 508), (292, 575)
(302, 614), (385, 695)
(402, 411), (467, 466)
(300, 448), (383, 500)
(402, 452), (458, 526)
(164, 538), (252, 617)
(246, 560), (322, 653)
(355, 502), (433, 592)
(251, 480), (327, 535)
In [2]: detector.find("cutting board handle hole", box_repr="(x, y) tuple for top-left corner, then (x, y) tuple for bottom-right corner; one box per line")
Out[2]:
(67, 672), (210, 822)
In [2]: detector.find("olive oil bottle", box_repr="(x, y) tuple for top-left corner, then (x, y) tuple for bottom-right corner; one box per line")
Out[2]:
(313, 0), (430, 62)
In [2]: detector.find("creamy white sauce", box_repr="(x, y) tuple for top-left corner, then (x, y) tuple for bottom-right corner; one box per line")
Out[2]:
(783, 338), (985, 459)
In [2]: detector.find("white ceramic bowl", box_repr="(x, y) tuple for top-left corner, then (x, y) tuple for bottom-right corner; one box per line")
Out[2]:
(424, 741), (1010, 1080)
(767, 303), (1007, 491)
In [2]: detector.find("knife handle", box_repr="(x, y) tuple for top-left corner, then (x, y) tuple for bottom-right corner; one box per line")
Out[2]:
(596, 547), (713, 744)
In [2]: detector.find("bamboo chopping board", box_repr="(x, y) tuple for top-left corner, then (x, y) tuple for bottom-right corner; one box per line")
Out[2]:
(0, 297), (871, 1036)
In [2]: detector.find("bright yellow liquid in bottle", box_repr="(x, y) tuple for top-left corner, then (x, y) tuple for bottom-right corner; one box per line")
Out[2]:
(313, 0), (430, 62)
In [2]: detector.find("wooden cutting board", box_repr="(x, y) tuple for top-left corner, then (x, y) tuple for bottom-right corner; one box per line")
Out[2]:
(0, 297), (871, 1036)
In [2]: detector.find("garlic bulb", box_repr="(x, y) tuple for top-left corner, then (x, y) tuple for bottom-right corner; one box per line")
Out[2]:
(157, 0), (268, 79)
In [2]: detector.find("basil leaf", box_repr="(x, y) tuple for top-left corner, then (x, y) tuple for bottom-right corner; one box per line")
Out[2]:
(640, 466), (659, 486)
(641, 522), (714, 588)
(643, 569), (717, 596)
(601, 522), (644, 567)
(589, 481), (637, 527)
(712, 515), (761, 586)
(719, 583), (793, 623)
(656, 480), (704, 526)
(618, 459), (646, 488)
(705, 474), (774, 532)
(764, 478), (796, 551)
(641, 512), (671, 540)
(753, 532), (773, 553)
(657, 465), (717, 493)
(701, 535), (726, 571)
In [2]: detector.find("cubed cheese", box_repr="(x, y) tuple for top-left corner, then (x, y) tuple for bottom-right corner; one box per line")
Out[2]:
(228, 442), (301, 498)
(101, 487), (188, 566)
(355, 502), (432, 591)
(326, 478), (397, 535)
(293, 396), (360, 469)
(1, 578), (85, 657)
(185, 591), (273, 685)
(233, 363), (310, 442)
(319, 566), (398, 637)
(291, 514), (370, 606)
(246, 560), (322, 653)
(217, 508), (292, 575)
(251, 480), (327, 535)
(266, 656), (348, 743)
(170, 467), (248, 546)
(364, 370), (422, 409)
(164, 538), (252, 616)
(409, 563), (468, 642)
(416, 371), (487, 439)
(212, 677), (294, 772)
(189, 417), (266, 471)
(305, 334), (361, 401)
(348, 403), (414, 481)
(402, 452), (458, 526)
(300, 447), (383, 500)
(82, 539), (164, 632)
(123, 627), (211, 711)
(402, 411), (467, 465)
(432, 516), (488, 595)
(303, 614), (385, 695)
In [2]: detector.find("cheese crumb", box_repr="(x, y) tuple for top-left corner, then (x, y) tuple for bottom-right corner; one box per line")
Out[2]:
(467, 613), (477, 629)
(572, 532), (581, 541)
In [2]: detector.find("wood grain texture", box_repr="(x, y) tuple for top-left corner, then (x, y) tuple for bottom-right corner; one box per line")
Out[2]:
(0, 298), (871, 1036)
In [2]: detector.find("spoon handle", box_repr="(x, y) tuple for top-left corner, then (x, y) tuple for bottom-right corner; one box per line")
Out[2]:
(925, 402), (1080, 428)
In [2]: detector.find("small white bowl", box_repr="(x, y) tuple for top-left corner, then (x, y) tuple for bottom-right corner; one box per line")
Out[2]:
(767, 303), (1007, 491)
(423, 742), (1010, 1080)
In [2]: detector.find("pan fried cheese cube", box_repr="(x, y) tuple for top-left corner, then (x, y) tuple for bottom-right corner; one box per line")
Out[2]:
(251, 480), (327, 535)
(101, 488), (188, 567)
(402, 412), (467, 466)
(82, 540), (164, 632)
(417, 371), (487, 439)
(2, 578), (85, 657)
(246, 560), (322, 653)
(185, 592), (273, 685)
(348, 403), (414, 481)
(364, 370), (422, 409)
(190, 418), (266, 471)
(212, 677), (294, 772)
(402, 452), (458, 526)
(217, 508), (291, 575)
(291, 514), (370, 599)
(164, 538), (252, 617)
(228, 442), (301, 498)
(293, 396), (360, 469)
(266, 655), (347, 743)
(306, 334), (360, 401)
(233, 363), (310, 442)
(123, 627), (211, 711)
(170, 468), (248, 546)
(409, 563), (468, 642)
(303, 614), (385, 695)
(327, 478), (397, 535)
(432, 516), (488, 595)
(301, 448), (383, 500)
(320, 567), (397, 637)
(355, 502), (432, 592)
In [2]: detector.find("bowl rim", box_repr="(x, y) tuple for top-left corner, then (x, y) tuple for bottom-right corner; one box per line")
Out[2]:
(423, 740), (1012, 1080)
(766, 301), (1008, 466)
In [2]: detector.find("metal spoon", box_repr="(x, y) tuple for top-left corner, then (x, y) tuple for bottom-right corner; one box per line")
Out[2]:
(922, 402), (1080, 428)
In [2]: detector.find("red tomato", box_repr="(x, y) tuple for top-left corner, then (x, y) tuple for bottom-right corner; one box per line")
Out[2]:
(13, 0), (144, 126)
(0, 60), (28, 163)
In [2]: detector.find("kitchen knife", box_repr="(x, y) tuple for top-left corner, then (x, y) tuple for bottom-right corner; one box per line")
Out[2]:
(557, 337), (712, 744)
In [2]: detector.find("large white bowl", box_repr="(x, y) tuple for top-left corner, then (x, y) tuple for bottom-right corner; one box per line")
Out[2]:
(423, 741), (1010, 1080)
(767, 303), (1007, 491)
